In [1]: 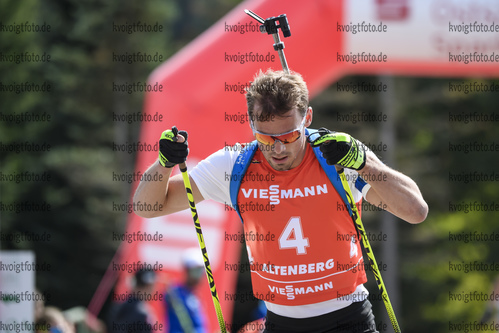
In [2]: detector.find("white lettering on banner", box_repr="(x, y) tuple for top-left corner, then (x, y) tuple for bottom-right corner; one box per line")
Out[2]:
(268, 282), (334, 300)
(242, 184), (328, 205)
(345, 0), (499, 61)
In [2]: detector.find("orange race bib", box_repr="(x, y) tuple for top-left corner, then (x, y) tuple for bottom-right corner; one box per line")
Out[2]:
(239, 145), (367, 306)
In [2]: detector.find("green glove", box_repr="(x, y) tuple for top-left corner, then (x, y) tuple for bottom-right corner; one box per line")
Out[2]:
(159, 126), (188, 168)
(311, 128), (367, 170)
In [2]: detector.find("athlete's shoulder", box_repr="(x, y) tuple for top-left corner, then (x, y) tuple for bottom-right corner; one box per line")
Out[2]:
(221, 142), (252, 153)
(200, 142), (250, 166)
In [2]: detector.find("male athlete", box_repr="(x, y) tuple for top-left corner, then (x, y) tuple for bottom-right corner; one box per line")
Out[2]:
(134, 69), (428, 332)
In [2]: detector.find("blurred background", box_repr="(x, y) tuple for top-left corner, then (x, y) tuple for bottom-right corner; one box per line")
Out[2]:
(1, 0), (499, 332)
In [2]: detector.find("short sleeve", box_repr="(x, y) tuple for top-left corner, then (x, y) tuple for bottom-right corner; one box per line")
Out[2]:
(189, 144), (242, 206)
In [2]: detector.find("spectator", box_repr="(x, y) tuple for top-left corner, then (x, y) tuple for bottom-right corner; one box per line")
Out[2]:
(36, 306), (75, 333)
(107, 269), (158, 333)
(164, 247), (208, 333)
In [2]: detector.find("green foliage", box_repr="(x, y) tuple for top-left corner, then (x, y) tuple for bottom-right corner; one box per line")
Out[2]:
(0, 0), (242, 315)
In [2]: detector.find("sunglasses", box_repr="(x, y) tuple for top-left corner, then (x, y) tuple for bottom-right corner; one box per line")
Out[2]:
(251, 112), (308, 145)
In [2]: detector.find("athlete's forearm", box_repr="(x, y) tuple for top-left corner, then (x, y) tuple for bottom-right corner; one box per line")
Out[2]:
(133, 160), (205, 217)
(133, 160), (173, 218)
(360, 151), (428, 224)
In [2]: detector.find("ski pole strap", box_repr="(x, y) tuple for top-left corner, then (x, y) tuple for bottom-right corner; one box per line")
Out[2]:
(179, 162), (228, 332)
(337, 169), (402, 333)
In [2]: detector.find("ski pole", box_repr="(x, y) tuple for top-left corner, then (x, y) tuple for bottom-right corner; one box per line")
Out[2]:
(173, 126), (228, 333)
(245, 9), (291, 74)
(338, 169), (402, 333)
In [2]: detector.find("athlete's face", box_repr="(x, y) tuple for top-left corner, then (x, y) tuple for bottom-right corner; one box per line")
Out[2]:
(251, 105), (313, 171)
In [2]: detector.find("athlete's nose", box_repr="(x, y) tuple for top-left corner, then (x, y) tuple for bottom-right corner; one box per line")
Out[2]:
(273, 139), (286, 154)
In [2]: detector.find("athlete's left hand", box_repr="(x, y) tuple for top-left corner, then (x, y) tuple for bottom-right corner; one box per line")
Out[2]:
(311, 128), (367, 170)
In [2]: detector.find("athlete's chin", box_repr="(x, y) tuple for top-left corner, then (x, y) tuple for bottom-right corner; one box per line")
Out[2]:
(269, 161), (293, 171)
(270, 164), (287, 171)
(264, 154), (295, 171)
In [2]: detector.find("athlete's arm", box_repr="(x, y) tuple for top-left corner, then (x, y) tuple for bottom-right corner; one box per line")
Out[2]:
(133, 130), (205, 218)
(359, 150), (428, 224)
(133, 162), (205, 218)
(311, 128), (428, 224)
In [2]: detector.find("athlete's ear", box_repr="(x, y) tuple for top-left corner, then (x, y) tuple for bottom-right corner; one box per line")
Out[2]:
(305, 107), (313, 127)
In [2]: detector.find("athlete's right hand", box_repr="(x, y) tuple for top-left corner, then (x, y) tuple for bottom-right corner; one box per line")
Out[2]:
(158, 126), (189, 168)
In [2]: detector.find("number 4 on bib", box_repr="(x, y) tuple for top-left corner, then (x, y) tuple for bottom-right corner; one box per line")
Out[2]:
(279, 217), (309, 255)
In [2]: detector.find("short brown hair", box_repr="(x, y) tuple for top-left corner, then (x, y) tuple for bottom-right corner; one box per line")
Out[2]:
(246, 69), (309, 120)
